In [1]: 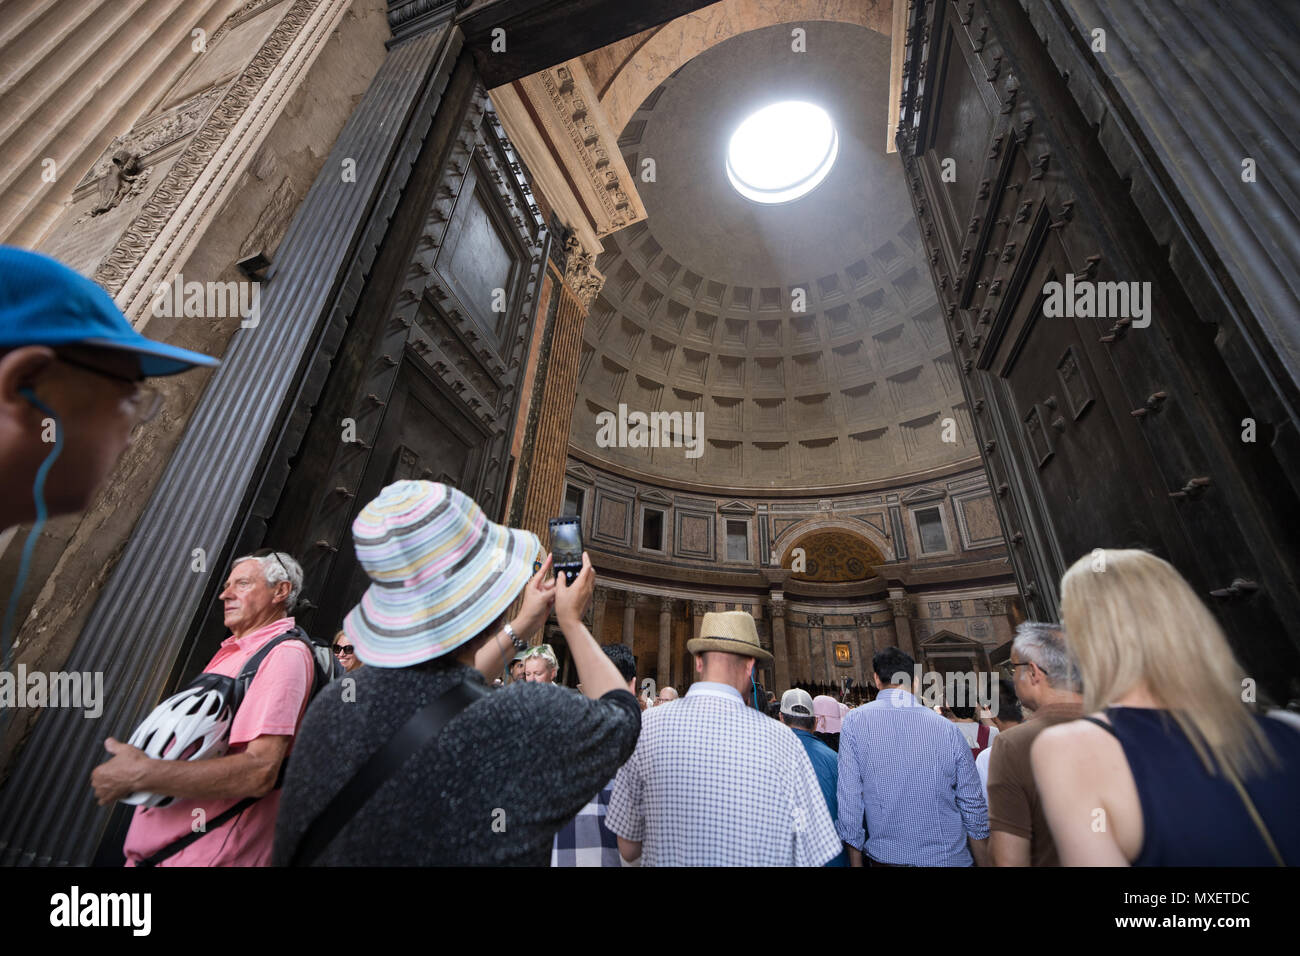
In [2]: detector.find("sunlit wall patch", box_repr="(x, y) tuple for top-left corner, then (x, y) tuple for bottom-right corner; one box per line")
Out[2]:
(725, 101), (838, 205)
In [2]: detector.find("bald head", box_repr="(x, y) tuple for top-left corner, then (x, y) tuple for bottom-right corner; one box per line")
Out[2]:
(655, 686), (678, 705)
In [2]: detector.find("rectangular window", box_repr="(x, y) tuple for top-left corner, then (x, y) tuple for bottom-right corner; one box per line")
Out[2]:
(726, 520), (749, 562)
(563, 485), (584, 518)
(642, 508), (664, 551)
(916, 507), (947, 554)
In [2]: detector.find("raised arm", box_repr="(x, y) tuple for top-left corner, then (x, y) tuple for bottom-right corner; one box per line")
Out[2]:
(554, 552), (625, 700)
(474, 554), (555, 678)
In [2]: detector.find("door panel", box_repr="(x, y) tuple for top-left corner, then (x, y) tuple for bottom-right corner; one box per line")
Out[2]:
(897, 0), (1300, 698)
(262, 58), (548, 639)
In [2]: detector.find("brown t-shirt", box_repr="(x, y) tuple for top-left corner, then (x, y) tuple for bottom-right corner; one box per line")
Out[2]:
(987, 701), (1083, 866)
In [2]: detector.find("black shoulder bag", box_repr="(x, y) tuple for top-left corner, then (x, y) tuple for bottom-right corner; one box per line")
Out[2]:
(288, 678), (490, 866)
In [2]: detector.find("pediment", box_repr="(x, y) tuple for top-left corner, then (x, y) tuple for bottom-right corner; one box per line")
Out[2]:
(901, 486), (946, 504)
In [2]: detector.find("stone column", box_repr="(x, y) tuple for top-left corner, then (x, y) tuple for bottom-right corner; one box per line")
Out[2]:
(658, 596), (674, 690)
(516, 275), (588, 540)
(690, 600), (709, 689)
(980, 595), (1014, 647)
(591, 585), (609, 643)
(888, 589), (916, 658)
(807, 614), (825, 684)
(853, 612), (872, 688)
(622, 593), (638, 649)
(770, 593), (790, 692)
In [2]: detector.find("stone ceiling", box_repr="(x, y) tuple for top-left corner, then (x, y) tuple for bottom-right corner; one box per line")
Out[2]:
(569, 20), (978, 491)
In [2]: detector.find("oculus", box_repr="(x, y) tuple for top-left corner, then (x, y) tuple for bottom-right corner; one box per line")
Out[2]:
(726, 101), (838, 204)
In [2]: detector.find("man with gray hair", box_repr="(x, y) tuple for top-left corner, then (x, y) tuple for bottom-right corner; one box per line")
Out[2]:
(91, 549), (322, 866)
(987, 621), (1082, 866)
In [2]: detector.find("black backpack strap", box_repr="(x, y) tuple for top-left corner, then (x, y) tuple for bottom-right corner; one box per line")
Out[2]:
(135, 796), (258, 867)
(289, 678), (490, 867)
(234, 629), (321, 708)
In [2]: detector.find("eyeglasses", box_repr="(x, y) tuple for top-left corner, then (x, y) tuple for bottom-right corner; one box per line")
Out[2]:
(56, 354), (163, 425)
(251, 548), (291, 578)
(334, 644), (355, 656)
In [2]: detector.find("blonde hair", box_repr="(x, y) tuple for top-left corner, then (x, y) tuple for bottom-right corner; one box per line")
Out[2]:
(1060, 549), (1276, 780)
(523, 643), (558, 671)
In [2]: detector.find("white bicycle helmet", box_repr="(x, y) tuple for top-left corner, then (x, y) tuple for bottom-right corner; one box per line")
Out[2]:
(120, 672), (236, 808)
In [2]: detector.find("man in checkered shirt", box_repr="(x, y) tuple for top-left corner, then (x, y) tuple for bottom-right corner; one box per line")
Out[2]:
(605, 611), (842, 866)
(552, 643), (638, 866)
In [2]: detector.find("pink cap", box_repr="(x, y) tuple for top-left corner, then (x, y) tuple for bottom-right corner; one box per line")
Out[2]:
(813, 695), (842, 733)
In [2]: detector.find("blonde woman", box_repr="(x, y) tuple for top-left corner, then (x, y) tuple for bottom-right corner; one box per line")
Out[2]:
(1031, 549), (1300, 865)
(332, 630), (362, 673)
(522, 643), (560, 683)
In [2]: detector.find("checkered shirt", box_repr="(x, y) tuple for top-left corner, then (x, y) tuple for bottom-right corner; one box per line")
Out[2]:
(605, 681), (842, 866)
(551, 778), (621, 866)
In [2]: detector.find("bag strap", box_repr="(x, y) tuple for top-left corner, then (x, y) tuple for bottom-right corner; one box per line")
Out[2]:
(1221, 765), (1286, 866)
(137, 629), (318, 866)
(136, 796), (258, 867)
(977, 724), (989, 749)
(289, 678), (490, 866)
(236, 629), (325, 706)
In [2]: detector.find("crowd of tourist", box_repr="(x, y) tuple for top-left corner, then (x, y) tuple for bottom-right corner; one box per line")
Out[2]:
(3, 246), (1299, 867)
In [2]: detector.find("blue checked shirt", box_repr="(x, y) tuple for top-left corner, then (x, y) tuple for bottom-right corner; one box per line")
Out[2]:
(551, 778), (621, 866)
(836, 687), (989, 866)
(605, 681), (842, 866)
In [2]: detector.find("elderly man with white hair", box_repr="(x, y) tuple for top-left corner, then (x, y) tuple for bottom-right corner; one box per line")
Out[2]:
(91, 549), (324, 867)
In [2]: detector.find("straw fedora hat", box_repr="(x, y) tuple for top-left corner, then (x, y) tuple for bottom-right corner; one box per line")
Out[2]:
(687, 610), (773, 663)
(343, 480), (541, 667)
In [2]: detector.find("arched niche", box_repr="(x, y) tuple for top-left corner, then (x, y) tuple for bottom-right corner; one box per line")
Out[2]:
(780, 527), (885, 583)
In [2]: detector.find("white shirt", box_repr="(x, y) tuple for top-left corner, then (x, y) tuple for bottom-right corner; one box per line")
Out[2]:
(975, 746), (991, 800)
(605, 681), (842, 866)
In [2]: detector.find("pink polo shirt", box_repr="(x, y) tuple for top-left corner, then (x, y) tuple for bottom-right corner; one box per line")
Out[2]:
(123, 617), (314, 867)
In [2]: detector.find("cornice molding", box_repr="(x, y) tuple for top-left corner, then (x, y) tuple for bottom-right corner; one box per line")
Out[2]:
(94, 0), (354, 323)
(568, 443), (986, 498)
(493, 56), (643, 302)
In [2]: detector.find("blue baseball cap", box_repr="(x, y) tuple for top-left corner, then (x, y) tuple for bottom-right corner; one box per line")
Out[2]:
(0, 246), (220, 377)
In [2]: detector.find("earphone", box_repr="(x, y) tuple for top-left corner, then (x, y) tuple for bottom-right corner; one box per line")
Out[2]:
(1, 387), (65, 707)
(19, 385), (54, 415)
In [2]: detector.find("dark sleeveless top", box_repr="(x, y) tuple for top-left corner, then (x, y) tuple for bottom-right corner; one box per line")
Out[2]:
(1083, 707), (1300, 866)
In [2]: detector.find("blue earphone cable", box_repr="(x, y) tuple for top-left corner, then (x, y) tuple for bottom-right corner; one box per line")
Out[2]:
(2, 391), (64, 680)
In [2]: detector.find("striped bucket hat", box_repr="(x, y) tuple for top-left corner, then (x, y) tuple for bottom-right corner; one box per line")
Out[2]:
(342, 480), (541, 667)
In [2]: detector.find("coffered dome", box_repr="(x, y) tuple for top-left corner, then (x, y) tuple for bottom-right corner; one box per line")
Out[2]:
(570, 21), (977, 491)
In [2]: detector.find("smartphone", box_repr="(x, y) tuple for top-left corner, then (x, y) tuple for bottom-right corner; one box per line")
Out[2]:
(548, 516), (583, 584)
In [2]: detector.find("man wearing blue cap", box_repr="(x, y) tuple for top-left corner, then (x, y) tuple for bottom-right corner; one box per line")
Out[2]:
(0, 246), (218, 531)
(0, 247), (219, 665)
